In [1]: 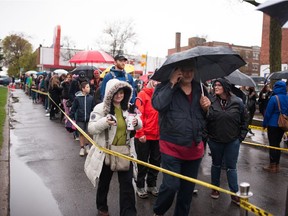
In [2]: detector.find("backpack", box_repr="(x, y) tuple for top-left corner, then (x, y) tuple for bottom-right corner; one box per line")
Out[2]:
(110, 71), (129, 82)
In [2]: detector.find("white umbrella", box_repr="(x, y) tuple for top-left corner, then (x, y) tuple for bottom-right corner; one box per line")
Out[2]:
(54, 69), (68, 76)
(25, 70), (37, 75)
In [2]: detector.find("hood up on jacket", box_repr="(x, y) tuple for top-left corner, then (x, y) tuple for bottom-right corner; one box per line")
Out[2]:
(273, 80), (287, 95)
(103, 79), (133, 115)
(213, 78), (232, 95)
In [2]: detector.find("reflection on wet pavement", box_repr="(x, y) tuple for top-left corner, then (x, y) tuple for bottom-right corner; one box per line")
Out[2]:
(10, 131), (62, 216)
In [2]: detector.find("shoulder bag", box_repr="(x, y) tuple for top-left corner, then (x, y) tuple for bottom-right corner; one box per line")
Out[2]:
(104, 129), (131, 171)
(275, 95), (288, 131)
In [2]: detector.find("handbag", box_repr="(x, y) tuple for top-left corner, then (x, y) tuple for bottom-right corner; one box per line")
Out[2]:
(66, 100), (72, 107)
(275, 95), (288, 131)
(65, 119), (76, 133)
(104, 129), (131, 171)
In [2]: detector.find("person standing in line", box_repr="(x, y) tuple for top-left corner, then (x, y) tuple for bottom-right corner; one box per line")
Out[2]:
(48, 76), (63, 120)
(100, 55), (136, 103)
(88, 79), (142, 216)
(258, 84), (273, 117)
(263, 80), (288, 172)
(151, 64), (211, 216)
(134, 78), (160, 199)
(90, 69), (102, 105)
(61, 73), (73, 117)
(70, 81), (94, 156)
(206, 78), (248, 205)
(69, 71), (89, 140)
(246, 86), (258, 135)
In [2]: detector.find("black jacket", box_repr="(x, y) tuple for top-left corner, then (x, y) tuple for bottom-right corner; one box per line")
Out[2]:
(152, 80), (207, 147)
(207, 94), (248, 143)
(70, 92), (95, 122)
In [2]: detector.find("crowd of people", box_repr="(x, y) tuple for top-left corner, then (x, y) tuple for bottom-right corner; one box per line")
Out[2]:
(18, 54), (287, 216)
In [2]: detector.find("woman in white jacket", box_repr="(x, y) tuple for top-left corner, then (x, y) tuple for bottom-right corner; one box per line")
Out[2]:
(88, 79), (142, 216)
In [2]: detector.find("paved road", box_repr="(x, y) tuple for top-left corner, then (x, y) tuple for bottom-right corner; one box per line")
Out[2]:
(6, 89), (288, 216)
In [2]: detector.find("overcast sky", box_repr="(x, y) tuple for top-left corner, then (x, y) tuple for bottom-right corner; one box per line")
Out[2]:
(0, 0), (269, 58)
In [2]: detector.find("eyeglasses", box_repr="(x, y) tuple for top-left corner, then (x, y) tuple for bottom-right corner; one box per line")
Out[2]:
(214, 84), (223, 87)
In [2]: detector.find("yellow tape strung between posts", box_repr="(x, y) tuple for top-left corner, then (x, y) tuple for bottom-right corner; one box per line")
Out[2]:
(241, 199), (272, 216)
(33, 89), (273, 216)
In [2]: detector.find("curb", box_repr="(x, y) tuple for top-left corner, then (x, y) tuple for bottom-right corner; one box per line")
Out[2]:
(0, 89), (10, 216)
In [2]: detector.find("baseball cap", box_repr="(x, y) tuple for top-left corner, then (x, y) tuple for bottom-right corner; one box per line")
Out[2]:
(114, 55), (128, 61)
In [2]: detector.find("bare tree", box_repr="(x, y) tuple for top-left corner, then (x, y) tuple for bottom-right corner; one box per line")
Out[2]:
(100, 19), (137, 57)
(60, 36), (77, 62)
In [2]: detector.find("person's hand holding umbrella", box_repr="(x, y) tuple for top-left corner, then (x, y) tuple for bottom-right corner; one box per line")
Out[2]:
(200, 95), (211, 113)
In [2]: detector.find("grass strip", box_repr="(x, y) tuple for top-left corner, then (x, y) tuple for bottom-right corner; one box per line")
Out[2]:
(0, 87), (8, 149)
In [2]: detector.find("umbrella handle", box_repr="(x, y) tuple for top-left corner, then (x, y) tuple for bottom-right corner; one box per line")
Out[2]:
(200, 81), (204, 96)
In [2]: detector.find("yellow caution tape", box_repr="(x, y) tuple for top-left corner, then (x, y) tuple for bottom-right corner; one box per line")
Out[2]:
(32, 89), (274, 216)
(241, 199), (273, 216)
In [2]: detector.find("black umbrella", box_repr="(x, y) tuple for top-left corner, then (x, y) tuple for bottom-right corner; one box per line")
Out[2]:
(225, 70), (256, 87)
(151, 46), (246, 83)
(257, 0), (288, 27)
(268, 70), (288, 80)
(70, 65), (100, 80)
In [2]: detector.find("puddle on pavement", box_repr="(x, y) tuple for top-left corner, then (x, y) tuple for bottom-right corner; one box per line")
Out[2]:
(10, 131), (62, 216)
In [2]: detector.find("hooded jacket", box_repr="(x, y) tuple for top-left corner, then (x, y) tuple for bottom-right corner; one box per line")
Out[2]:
(86, 79), (142, 186)
(263, 80), (288, 128)
(100, 66), (136, 103)
(70, 91), (94, 122)
(135, 86), (159, 140)
(207, 78), (249, 143)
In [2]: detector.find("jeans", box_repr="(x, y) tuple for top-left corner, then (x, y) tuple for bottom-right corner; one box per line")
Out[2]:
(153, 153), (202, 216)
(134, 138), (161, 188)
(96, 163), (136, 216)
(208, 139), (240, 193)
(267, 126), (284, 164)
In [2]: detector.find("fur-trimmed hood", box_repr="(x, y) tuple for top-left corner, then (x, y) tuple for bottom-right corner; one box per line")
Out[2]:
(103, 79), (133, 115)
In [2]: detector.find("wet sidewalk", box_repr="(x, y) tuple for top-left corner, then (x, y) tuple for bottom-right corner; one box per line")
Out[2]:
(3, 89), (288, 216)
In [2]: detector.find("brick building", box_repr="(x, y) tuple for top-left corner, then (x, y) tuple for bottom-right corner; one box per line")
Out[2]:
(259, 14), (288, 77)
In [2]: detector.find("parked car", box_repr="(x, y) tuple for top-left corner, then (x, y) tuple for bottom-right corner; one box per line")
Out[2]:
(0, 76), (11, 86)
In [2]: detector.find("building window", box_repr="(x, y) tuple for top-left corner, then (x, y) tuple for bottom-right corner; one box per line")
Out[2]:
(252, 63), (258, 71)
(253, 52), (259, 60)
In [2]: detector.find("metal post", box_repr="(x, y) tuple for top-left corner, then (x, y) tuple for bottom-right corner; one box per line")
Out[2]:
(238, 182), (253, 216)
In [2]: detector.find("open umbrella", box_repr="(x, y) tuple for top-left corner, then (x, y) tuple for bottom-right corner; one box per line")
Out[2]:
(25, 70), (37, 75)
(69, 50), (115, 64)
(54, 69), (68, 76)
(151, 46), (246, 83)
(70, 65), (100, 80)
(257, 0), (288, 27)
(225, 70), (256, 87)
(100, 64), (135, 78)
(268, 70), (288, 80)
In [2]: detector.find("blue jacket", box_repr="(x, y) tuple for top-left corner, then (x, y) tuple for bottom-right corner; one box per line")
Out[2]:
(100, 67), (136, 103)
(263, 81), (288, 128)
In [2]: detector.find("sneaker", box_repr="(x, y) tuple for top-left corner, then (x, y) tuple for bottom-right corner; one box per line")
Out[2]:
(147, 186), (159, 197)
(211, 189), (220, 199)
(84, 144), (90, 154)
(75, 137), (80, 141)
(79, 147), (85, 157)
(136, 187), (148, 199)
(231, 195), (240, 205)
(45, 113), (50, 117)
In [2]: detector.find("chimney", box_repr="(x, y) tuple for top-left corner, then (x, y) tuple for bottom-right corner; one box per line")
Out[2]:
(175, 32), (181, 53)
